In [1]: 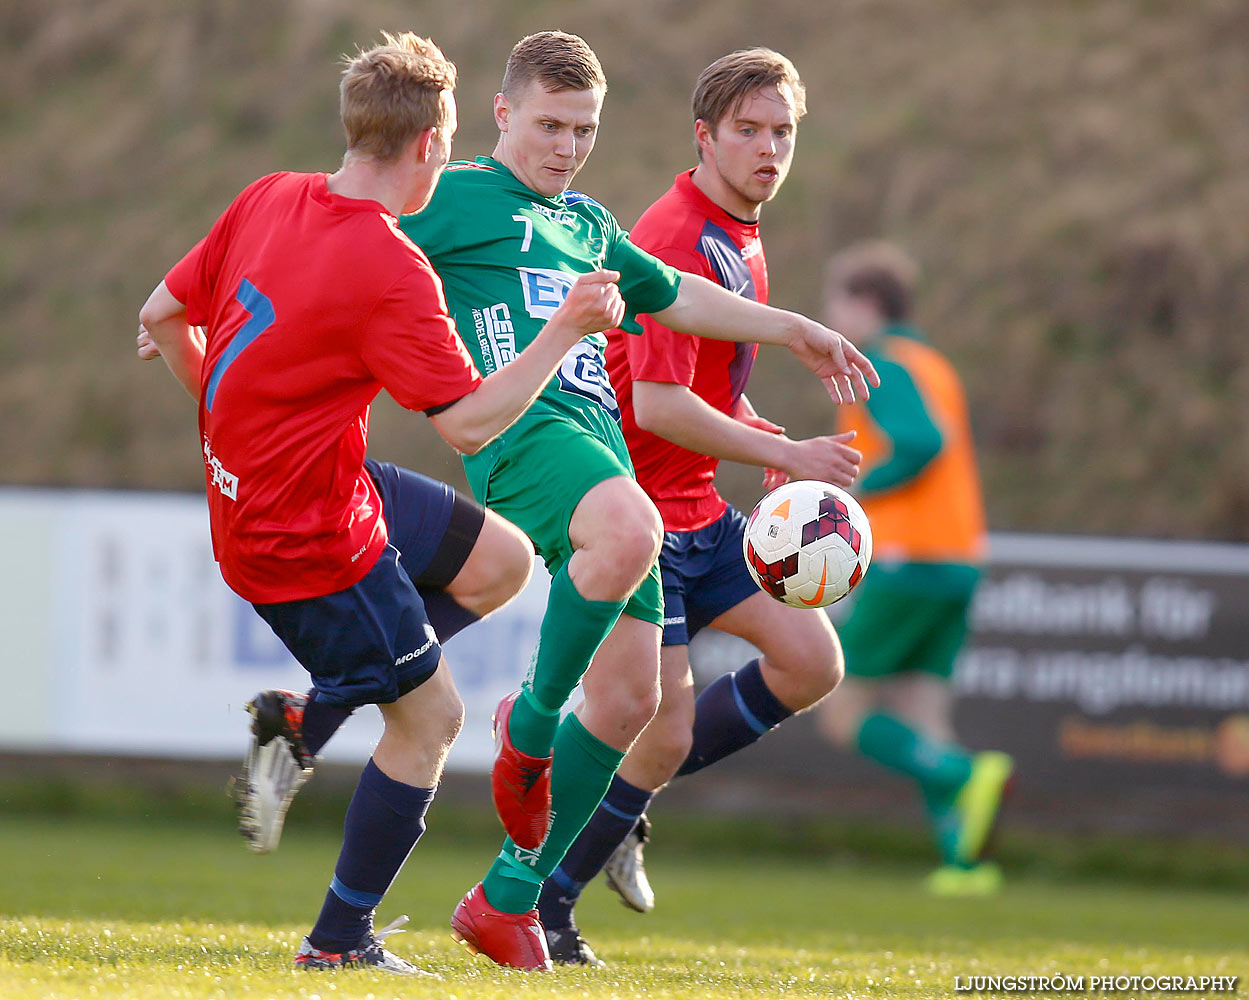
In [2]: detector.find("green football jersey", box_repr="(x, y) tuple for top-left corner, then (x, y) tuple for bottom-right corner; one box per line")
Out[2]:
(398, 157), (682, 431)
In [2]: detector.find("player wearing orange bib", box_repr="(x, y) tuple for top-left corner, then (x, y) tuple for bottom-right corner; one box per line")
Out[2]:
(815, 241), (1014, 896)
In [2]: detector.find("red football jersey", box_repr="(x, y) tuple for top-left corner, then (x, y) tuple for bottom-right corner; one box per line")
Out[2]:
(165, 171), (482, 603)
(604, 170), (768, 531)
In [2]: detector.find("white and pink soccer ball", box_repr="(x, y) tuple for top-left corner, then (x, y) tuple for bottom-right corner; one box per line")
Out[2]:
(743, 481), (873, 609)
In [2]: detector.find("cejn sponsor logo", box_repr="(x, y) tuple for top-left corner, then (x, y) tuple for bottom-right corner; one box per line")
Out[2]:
(471, 302), (516, 373)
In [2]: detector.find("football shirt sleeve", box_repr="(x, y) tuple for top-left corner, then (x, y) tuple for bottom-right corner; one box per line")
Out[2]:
(165, 190), (245, 325)
(624, 245), (710, 388)
(606, 224), (683, 334)
(164, 177), (271, 324)
(362, 260), (483, 414)
(164, 237), (213, 324)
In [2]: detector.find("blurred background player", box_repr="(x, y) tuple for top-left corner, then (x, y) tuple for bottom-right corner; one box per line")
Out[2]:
(536, 48), (864, 966)
(398, 31), (878, 970)
(815, 240), (1013, 896)
(135, 31), (629, 974)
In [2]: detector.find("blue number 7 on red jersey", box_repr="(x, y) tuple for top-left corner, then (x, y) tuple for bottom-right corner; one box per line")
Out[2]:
(205, 277), (275, 411)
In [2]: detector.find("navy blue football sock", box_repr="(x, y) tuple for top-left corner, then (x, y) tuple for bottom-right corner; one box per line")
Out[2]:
(538, 774), (653, 930)
(308, 887), (374, 954)
(308, 758), (433, 951)
(417, 587), (480, 642)
(302, 695), (354, 757)
(676, 659), (793, 777)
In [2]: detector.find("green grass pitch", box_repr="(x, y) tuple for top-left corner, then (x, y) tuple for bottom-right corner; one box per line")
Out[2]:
(1, 812), (1245, 999)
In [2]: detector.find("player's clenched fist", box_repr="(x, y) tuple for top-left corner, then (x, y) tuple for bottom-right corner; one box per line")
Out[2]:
(554, 270), (626, 336)
(136, 323), (161, 361)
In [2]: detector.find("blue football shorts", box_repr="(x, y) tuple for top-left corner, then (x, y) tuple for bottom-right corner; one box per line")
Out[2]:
(251, 459), (484, 708)
(659, 504), (760, 647)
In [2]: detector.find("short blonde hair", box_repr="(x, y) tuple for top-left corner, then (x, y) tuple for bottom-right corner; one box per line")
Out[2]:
(340, 31), (457, 162)
(501, 30), (606, 97)
(692, 48), (806, 150)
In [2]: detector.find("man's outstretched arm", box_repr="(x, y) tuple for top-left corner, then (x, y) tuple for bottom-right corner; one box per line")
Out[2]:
(650, 273), (879, 404)
(632, 381), (860, 488)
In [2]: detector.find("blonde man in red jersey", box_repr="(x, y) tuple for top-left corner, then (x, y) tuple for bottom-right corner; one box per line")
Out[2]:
(136, 32), (626, 974)
(815, 241), (1014, 896)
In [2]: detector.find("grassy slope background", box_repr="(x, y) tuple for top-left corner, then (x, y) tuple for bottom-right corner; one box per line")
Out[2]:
(3, 0), (1248, 537)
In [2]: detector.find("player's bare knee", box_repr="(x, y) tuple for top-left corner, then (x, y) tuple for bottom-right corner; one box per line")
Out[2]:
(461, 516), (533, 612)
(634, 679), (662, 732)
(801, 658), (844, 708)
(762, 637), (844, 712)
(609, 672), (660, 738)
(608, 502), (663, 572)
(581, 514), (662, 600)
(583, 680), (658, 752)
(640, 502), (664, 560)
(491, 528), (534, 604)
(808, 650), (845, 699)
(650, 715), (694, 772)
(429, 685), (465, 747)
(570, 480), (663, 598)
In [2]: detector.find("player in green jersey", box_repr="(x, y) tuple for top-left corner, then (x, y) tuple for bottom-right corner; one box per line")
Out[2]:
(399, 30), (878, 971)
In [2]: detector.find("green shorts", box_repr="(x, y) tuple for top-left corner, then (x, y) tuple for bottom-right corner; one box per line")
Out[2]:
(839, 569), (977, 680)
(464, 412), (664, 627)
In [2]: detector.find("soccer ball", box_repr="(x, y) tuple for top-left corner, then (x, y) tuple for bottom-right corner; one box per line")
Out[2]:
(742, 481), (873, 608)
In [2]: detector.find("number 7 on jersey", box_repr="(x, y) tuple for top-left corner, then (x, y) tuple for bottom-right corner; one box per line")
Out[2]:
(512, 214), (533, 253)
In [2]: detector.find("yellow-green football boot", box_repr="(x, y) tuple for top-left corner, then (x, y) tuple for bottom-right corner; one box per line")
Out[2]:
(952, 751), (1015, 865)
(925, 861), (1004, 897)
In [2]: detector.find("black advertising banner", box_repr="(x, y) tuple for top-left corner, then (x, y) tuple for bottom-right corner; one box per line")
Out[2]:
(687, 533), (1249, 837)
(950, 534), (1249, 833)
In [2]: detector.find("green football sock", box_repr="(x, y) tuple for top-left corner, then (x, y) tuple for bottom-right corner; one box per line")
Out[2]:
(507, 563), (625, 758)
(483, 712), (625, 913)
(855, 711), (973, 801)
(922, 789), (965, 866)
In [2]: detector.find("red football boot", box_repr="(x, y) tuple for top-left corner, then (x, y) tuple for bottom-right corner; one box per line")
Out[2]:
(490, 691), (552, 849)
(450, 882), (553, 971)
